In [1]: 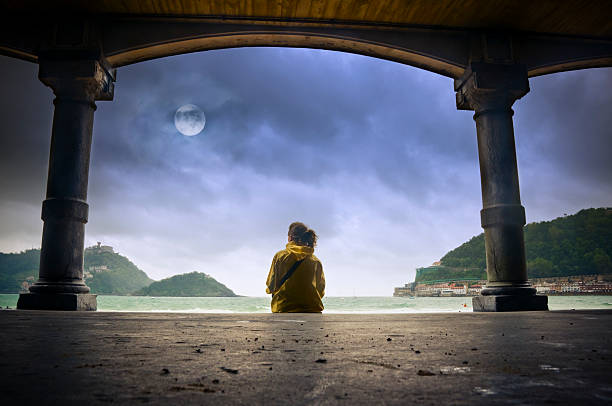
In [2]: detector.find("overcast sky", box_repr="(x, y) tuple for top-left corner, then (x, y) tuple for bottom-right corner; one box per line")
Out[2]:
(0, 49), (610, 296)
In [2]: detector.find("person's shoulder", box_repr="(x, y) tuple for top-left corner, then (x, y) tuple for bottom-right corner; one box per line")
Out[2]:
(273, 249), (290, 260)
(311, 254), (322, 264)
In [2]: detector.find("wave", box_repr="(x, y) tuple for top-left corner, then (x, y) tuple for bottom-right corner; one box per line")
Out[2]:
(3, 294), (607, 313)
(98, 308), (267, 313)
(98, 307), (471, 314)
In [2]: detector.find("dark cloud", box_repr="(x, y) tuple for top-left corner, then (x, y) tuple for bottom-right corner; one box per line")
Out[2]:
(514, 68), (612, 221)
(0, 59), (52, 204)
(516, 68), (612, 187)
(0, 49), (610, 295)
(93, 49), (477, 188)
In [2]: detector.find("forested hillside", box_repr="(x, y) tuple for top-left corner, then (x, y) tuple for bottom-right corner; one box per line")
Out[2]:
(440, 208), (612, 278)
(84, 247), (154, 294)
(133, 271), (237, 297)
(0, 245), (153, 294)
(0, 249), (40, 293)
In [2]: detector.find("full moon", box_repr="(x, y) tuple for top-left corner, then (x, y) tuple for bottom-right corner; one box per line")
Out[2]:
(174, 104), (206, 136)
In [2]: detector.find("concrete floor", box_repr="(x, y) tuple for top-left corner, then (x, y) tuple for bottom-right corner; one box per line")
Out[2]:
(0, 310), (611, 405)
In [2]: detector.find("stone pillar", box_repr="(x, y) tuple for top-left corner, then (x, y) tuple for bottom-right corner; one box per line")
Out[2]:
(17, 58), (114, 311)
(455, 62), (547, 311)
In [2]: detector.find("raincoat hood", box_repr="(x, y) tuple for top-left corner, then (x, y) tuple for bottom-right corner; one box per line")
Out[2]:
(285, 242), (314, 260)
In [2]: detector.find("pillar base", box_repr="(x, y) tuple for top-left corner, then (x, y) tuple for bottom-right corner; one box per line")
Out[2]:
(473, 294), (548, 312)
(17, 293), (97, 311)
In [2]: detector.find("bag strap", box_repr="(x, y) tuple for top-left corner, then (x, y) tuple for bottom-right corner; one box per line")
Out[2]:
(273, 258), (305, 296)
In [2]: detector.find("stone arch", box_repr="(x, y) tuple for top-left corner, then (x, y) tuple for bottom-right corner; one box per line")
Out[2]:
(105, 31), (465, 78)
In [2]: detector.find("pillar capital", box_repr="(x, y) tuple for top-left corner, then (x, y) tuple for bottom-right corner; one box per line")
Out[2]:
(38, 58), (115, 102)
(454, 62), (529, 113)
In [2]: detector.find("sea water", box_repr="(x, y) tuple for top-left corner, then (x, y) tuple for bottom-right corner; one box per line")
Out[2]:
(0, 294), (611, 313)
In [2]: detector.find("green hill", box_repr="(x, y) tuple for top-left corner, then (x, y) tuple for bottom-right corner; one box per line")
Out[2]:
(415, 265), (486, 283)
(0, 245), (153, 294)
(435, 208), (612, 279)
(0, 249), (40, 293)
(133, 271), (237, 297)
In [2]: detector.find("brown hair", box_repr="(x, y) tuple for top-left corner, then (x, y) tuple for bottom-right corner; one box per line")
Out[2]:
(288, 222), (318, 248)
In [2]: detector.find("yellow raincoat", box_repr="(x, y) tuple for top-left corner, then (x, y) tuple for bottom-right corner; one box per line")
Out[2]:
(266, 243), (325, 313)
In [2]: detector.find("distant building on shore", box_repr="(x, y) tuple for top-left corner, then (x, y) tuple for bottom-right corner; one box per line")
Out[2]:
(86, 242), (114, 254)
(530, 274), (612, 295)
(84, 265), (110, 280)
(394, 265), (612, 297)
(393, 283), (415, 297)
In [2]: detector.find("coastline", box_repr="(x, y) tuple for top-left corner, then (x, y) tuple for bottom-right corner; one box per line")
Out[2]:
(1, 294), (611, 313)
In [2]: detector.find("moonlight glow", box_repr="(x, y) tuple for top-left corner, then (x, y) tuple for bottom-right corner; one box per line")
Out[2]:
(174, 104), (206, 136)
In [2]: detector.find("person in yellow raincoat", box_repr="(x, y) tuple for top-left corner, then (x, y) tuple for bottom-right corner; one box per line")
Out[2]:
(266, 222), (325, 313)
